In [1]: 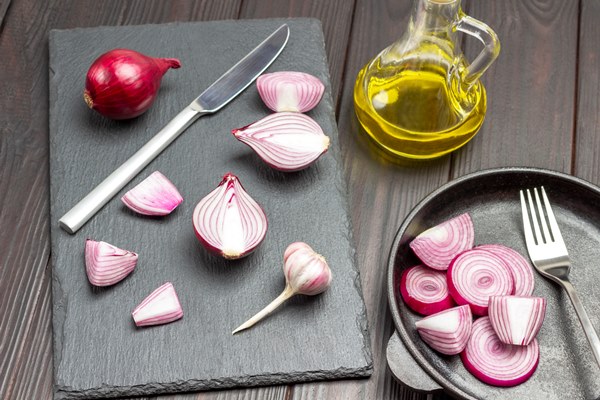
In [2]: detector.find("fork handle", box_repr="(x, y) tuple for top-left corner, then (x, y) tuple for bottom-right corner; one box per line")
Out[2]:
(562, 279), (600, 369)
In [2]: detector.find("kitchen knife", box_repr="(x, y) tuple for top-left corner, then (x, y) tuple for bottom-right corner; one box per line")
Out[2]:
(59, 24), (290, 234)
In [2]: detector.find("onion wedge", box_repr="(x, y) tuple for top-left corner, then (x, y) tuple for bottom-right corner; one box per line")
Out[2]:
(256, 71), (325, 113)
(132, 282), (183, 327)
(121, 171), (183, 216)
(400, 264), (455, 315)
(488, 295), (547, 346)
(409, 213), (474, 270)
(447, 248), (514, 316)
(461, 316), (539, 387)
(85, 239), (138, 287)
(415, 305), (473, 355)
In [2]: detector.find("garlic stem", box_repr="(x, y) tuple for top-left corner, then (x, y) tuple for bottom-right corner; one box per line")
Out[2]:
(232, 285), (295, 334)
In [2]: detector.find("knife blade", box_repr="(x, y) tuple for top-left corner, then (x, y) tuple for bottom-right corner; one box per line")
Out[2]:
(59, 24), (290, 234)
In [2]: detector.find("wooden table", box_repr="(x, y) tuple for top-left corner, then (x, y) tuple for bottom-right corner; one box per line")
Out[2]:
(1, 0), (597, 398)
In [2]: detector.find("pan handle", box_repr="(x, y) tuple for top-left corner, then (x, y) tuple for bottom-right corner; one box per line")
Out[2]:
(386, 331), (443, 393)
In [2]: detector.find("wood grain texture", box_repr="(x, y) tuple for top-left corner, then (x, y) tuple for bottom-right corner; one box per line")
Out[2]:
(453, 0), (579, 175)
(574, 0), (600, 185)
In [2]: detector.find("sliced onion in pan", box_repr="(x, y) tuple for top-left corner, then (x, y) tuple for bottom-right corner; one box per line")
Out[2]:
(477, 244), (535, 296)
(400, 264), (455, 315)
(447, 248), (514, 316)
(409, 213), (474, 271)
(488, 295), (547, 346)
(415, 305), (473, 355)
(461, 316), (539, 387)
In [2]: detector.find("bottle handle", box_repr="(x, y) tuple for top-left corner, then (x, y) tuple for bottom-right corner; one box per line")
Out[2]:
(455, 15), (500, 86)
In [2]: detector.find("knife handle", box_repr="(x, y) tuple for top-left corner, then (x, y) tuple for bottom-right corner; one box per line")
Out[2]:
(59, 105), (203, 234)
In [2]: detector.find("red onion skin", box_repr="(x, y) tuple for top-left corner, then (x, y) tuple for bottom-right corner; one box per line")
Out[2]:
(84, 49), (181, 120)
(400, 265), (455, 315)
(460, 317), (539, 387)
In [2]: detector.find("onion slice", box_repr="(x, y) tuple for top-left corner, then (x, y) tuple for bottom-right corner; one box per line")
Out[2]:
(461, 316), (539, 387)
(409, 213), (474, 270)
(447, 248), (514, 316)
(132, 282), (183, 327)
(488, 295), (547, 346)
(192, 173), (267, 259)
(121, 171), (183, 216)
(232, 112), (330, 172)
(415, 305), (473, 355)
(85, 239), (138, 286)
(477, 244), (535, 296)
(256, 71), (325, 113)
(400, 264), (455, 315)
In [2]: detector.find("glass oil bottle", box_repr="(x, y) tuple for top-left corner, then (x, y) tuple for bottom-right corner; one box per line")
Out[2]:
(354, 0), (500, 159)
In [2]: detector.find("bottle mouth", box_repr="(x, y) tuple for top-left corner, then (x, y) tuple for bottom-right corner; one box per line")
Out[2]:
(428, 0), (457, 3)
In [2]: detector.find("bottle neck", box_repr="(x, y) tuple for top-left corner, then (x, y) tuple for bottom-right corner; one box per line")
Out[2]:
(410, 0), (461, 36)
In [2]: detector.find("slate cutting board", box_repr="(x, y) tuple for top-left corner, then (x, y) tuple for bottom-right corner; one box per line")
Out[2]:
(48, 19), (372, 399)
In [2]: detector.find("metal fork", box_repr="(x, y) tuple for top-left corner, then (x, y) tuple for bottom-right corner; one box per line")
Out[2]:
(520, 186), (600, 368)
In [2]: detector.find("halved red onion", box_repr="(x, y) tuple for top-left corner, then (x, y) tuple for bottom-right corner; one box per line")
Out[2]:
(447, 249), (514, 316)
(121, 171), (183, 216)
(461, 316), (539, 387)
(488, 296), (547, 346)
(132, 282), (183, 327)
(232, 112), (330, 172)
(85, 239), (138, 286)
(477, 244), (535, 296)
(192, 173), (267, 259)
(415, 305), (473, 355)
(256, 71), (325, 113)
(400, 264), (455, 315)
(409, 213), (474, 270)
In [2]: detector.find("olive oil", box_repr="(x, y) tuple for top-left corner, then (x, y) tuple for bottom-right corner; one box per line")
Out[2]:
(353, 0), (499, 160)
(354, 64), (486, 160)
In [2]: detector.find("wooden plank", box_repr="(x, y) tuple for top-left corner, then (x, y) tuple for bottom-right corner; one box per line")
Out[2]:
(574, 0), (600, 185)
(453, 0), (579, 175)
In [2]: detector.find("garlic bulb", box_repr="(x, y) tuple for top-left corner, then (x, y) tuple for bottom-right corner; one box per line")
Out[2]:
(232, 242), (332, 334)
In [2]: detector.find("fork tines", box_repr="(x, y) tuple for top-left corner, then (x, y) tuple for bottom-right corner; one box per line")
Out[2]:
(520, 186), (566, 248)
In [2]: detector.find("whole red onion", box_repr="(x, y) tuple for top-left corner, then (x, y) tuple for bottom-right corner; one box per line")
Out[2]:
(83, 49), (181, 120)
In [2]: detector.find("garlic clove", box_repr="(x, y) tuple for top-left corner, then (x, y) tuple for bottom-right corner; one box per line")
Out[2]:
(256, 71), (325, 113)
(121, 171), (183, 216)
(232, 112), (330, 172)
(85, 239), (138, 287)
(232, 242), (332, 334)
(283, 242), (332, 295)
(132, 282), (183, 327)
(192, 173), (268, 259)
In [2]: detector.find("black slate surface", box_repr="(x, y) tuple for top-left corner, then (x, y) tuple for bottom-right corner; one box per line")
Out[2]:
(48, 19), (372, 399)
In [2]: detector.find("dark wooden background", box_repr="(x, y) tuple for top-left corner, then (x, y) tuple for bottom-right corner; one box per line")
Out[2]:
(0, 0), (596, 399)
